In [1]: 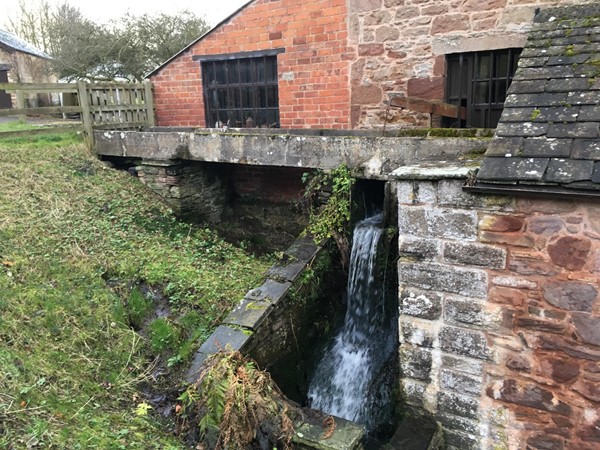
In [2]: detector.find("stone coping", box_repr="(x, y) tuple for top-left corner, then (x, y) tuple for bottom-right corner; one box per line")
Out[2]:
(185, 236), (321, 383)
(145, 126), (493, 139)
(390, 161), (480, 180)
(94, 129), (490, 179)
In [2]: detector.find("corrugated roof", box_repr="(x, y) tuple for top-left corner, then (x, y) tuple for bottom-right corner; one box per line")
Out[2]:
(0, 29), (51, 60)
(476, 4), (600, 195)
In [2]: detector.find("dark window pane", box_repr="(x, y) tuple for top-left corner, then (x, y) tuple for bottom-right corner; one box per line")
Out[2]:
(202, 55), (280, 128)
(267, 109), (278, 127)
(268, 86), (279, 107)
(215, 62), (226, 84)
(474, 81), (489, 104)
(239, 60), (251, 83)
(228, 61), (239, 83)
(256, 59), (265, 83)
(495, 53), (508, 78)
(266, 57), (277, 82)
(497, 80), (507, 103)
(258, 87), (267, 108)
(477, 54), (491, 79)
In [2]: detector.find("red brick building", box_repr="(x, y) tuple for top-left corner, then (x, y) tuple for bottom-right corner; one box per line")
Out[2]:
(149, 0), (593, 130)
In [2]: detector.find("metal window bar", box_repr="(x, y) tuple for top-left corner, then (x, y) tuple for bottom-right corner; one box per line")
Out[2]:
(446, 48), (521, 128)
(202, 55), (279, 128)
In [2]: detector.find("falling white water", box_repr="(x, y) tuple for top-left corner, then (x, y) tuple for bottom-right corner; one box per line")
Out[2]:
(308, 213), (387, 425)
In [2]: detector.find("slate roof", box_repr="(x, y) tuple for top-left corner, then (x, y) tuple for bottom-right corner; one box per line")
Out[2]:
(0, 29), (51, 60)
(476, 4), (600, 195)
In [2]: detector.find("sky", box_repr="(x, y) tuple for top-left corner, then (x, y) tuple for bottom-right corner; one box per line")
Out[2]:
(3, 0), (250, 29)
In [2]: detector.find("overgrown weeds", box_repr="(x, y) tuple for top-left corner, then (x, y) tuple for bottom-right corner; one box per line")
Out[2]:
(0, 131), (272, 448)
(301, 166), (354, 267)
(179, 351), (296, 450)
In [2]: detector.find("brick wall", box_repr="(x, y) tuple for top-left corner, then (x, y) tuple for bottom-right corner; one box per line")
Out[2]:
(230, 165), (307, 203)
(150, 0), (352, 129)
(394, 177), (600, 449)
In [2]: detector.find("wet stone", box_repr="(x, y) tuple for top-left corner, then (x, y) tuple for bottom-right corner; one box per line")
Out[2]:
(284, 237), (320, 262)
(401, 347), (432, 381)
(442, 355), (484, 376)
(437, 391), (479, 419)
(487, 379), (572, 416)
(399, 236), (440, 261)
(186, 325), (251, 383)
(440, 369), (482, 396)
(572, 313), (600, 347)
(443, 242), (506, 269)
(399, 262), (488, 299)
(400, 288), (442, 320)
(547, 236), (591, 270)
(401, 322), (436, 348)
(222, 298), (272, 330)
(543, 281), (597, 312)
(526, 434), (565, 450)
(441, 326), (492, 361)
(244, 279), (292, 305)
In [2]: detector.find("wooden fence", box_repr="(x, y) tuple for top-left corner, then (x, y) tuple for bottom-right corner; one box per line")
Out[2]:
(0, 80), (155, 147)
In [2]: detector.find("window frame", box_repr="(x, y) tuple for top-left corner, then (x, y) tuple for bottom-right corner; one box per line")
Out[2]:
(195, 49), (284, 129)
(445, 48), (521, 128)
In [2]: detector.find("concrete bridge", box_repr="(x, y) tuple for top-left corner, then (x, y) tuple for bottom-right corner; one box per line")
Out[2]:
(94, 127), (490, 179)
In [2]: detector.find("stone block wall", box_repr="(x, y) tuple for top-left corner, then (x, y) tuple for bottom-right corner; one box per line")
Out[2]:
(393, 176), (600, 449)
(349, 0), (595, 128)
(136, 160), (229, 222)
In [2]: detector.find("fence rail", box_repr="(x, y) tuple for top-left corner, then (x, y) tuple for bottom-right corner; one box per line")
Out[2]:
(0, 80), (155, 147)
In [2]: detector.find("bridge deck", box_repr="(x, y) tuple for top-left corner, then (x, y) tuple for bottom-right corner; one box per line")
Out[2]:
(94, 127), (491, 179)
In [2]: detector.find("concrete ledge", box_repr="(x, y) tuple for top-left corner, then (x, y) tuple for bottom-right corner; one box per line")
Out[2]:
(94, 129), (491, 179)
(390, 162), (479, 180)
(293, 415), (365, 450)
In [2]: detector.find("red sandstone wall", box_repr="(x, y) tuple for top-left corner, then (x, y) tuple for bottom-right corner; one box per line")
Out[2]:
(483, 199), (600, 449)
(150, 0), (352, 129)
(348, 0), (595, 128)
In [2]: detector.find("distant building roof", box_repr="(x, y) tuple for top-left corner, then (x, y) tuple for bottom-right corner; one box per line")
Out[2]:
(0, 29), (51, 60)
(475, 4), (600, 197)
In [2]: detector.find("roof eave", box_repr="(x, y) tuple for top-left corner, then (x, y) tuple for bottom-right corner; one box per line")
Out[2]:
(465, 182), (600, 200)
(145, 0), (255, 79)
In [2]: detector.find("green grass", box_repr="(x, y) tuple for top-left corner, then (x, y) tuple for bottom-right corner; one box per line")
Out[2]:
(0, 128), (273, 448)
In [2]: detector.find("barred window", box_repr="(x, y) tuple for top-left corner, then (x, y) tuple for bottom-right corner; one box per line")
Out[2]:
(445, 48), (521, 128)
(200, 50), (281, 129)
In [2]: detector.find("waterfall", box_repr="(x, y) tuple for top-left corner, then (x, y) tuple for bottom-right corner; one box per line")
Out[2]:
(308, 213), (394, 428)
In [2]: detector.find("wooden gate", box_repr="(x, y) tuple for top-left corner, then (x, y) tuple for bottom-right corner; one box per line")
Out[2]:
(0, 80), (155, 147)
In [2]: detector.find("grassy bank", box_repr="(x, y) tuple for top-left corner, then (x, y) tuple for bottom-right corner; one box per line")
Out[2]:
(0, 125), (273, 448)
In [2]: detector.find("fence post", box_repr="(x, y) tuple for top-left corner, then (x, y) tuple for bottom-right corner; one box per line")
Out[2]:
(77, 80), (94, 149)
(143, 80), (156, 127)
(15, 89), (26, 120)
